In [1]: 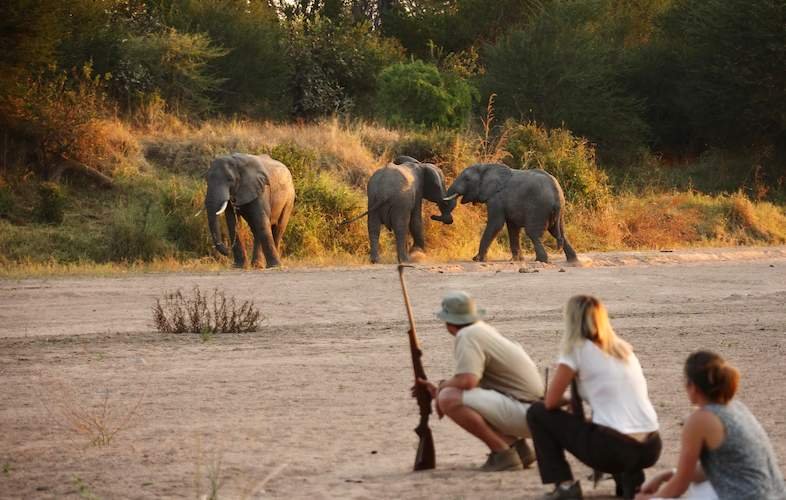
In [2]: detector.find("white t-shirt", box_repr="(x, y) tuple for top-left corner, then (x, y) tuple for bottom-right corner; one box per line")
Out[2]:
(558, 340), (658, 434)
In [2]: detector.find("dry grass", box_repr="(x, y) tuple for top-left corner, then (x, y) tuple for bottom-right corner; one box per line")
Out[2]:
(153, 286), (263, 334)
(35, 375), (146, 447)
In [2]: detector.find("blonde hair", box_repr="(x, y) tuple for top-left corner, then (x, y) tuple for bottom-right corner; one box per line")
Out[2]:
(561, 295), (632, 360)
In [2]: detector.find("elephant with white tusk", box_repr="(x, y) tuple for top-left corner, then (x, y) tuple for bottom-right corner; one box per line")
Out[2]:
(444, 163), (579, 264)
(343, 156), (456, 263)
(204, 153), (295, 268)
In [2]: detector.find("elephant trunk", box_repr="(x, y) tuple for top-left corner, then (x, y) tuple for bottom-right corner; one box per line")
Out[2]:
(432, 187), (457, 225)
(205, 189), (230, 256)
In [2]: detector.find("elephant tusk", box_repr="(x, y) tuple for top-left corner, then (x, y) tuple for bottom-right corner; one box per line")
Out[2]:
(442, 193), (460, 201)
(215, 201), (229, 216)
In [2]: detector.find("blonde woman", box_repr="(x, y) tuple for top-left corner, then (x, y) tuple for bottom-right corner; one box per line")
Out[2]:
(527, 295), (661, 500)
(636, 351), (785, 500)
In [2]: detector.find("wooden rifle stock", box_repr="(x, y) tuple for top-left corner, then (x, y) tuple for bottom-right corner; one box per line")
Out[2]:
(397, 264), (436, 471)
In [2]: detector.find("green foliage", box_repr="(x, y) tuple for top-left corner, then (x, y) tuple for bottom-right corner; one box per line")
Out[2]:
(105, 199), (173, 262)
(376, 60), (477, 128)
(638, 0), (786, 155)
(0, 186), (12, 219)
(159, 178), (211, 256)
(287, 17), (404, 118)
(35, 181), (67, 224)
(382, 0), (544, 58)
(120, 29), (227, 115)
(504, 122), (611, 208)
(161, 0), (291, 117)
(482, 1), (650, 155)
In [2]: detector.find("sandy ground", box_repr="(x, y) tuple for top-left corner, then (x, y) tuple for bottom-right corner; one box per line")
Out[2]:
(1, 246), (786, 499)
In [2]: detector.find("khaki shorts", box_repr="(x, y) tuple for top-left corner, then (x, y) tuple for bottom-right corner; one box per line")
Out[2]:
(461, 388), (532, 438)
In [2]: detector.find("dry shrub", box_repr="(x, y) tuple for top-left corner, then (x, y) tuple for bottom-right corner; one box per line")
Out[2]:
(36, 375), (145, 447)
(617, 194), (701, 248)
(81, 118), (146, 176)
(726, 192), (770, 241)
(143, 118), (384, 187)
(153, 286), (263, 334)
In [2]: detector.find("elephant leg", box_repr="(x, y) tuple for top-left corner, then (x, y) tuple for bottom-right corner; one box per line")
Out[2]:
(525, 227), (549, 263)
(409, 208), (426, 253)
(240, 199), (281, 268)
(393, 213), (412, 263)
(507, 222), (523, 261)
(225, 206), (246, 268)
(475, 212), (505, 262)
(368, 212), (382, 264)
(272, 199), (294, 253)
(547, 224), (579, 263)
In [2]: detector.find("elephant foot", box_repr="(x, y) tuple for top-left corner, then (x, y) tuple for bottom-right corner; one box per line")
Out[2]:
(511, 254), (524, 262)
(472, 254), (486, 262)
(370, 253), (380, 264)
(264, 261), (282, 269)
(232, 261), (245, 269)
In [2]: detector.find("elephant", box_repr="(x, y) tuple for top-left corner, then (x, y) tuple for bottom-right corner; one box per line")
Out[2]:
(443, 163), (578, 264)
(205, 153), (295, 268)
(343, 156), (456, 263)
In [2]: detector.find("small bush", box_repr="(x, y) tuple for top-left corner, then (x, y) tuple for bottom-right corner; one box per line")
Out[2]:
(504, 122), (611, 208)
(35, 181), (67, 224)
(376, 60), (477, 128)
(153, 286), (263, 334)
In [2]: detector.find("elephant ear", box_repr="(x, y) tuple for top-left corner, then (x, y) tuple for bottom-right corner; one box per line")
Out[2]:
(234, 158), (270, 205)
(421, 163), (446, 202)
(478, 164), (513, 202)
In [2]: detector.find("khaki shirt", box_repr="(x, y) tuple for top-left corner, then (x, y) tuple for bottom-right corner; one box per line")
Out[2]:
(454, 321), (544, 402)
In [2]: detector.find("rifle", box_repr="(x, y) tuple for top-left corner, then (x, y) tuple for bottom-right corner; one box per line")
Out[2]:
(397, 264), (436, 471)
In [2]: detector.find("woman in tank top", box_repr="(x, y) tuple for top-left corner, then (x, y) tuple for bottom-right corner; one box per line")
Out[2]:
(636, 351), (786, 500)
(527, 295), (661, 500)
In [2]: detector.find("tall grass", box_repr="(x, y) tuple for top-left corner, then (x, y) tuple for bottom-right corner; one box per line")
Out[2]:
(2, 116), (785, 275)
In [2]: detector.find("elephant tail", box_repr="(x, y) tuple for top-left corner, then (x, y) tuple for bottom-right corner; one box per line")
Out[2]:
(338, 199), (386, 226)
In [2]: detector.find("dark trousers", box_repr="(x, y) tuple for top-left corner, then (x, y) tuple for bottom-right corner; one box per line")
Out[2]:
(526, 402), (662, 486)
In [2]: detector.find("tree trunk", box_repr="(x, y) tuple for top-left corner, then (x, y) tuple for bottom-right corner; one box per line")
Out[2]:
(50, 158), (114, 189)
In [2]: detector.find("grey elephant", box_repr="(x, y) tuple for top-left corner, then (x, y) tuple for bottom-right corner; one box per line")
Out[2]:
(344, 156), (456, 263)
(443, 163), (578, 264)
(205, 153), (295, 268)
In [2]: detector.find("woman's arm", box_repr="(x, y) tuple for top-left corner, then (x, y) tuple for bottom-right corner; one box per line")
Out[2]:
(636, 411), (713, 499)
(545, 363), (575, 410)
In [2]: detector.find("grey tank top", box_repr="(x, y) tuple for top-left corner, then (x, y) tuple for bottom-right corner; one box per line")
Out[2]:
(700, 401), (786, 500)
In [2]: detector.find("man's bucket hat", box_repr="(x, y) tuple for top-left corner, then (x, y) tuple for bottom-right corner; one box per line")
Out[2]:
(436, 290), (485, 324)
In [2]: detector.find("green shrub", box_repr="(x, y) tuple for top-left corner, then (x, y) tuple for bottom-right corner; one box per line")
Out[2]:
(287, 17), (404, 118)
(504, 122), (611, 208)
(159, 178), (211, 256)
(376, 60), (477, 128)
(481, 2), (649, 155)
(0, 186), (13, 219)
(119, 29), (228, 116)
(35, 182), (67, 224)
(271, 144), (366, 257)
(105, 199), (172, 262)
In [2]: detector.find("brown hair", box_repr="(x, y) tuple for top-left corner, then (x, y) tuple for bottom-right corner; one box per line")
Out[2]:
(562, 295), (631, 360)
(684, 351), (740, 404)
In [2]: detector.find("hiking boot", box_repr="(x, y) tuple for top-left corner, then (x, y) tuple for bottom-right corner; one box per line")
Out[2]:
(512, 438), (536, 469)
(480, 447), (523, 472)
(541, 480), (583, 500)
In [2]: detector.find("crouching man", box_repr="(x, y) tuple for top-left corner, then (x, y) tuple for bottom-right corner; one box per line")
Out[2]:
(417, 290), (545, 471)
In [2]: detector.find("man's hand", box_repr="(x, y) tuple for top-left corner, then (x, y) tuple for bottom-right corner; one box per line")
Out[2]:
(413, 378), (444, 419)
(414, 377), (438, 398)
